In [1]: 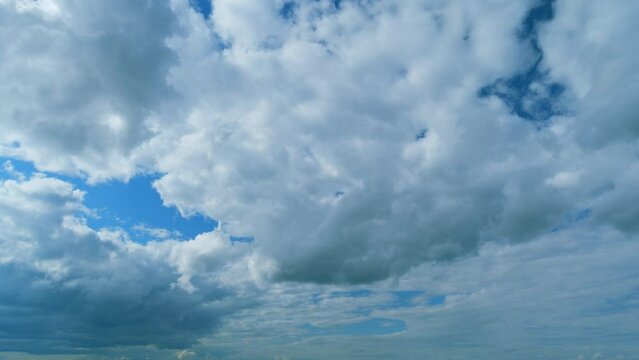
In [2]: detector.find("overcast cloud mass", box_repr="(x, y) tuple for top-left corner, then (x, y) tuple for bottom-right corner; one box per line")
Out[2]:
(0, 0), (638, 359)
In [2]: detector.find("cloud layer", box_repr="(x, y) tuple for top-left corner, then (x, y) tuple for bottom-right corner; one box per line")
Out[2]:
(0, 0), (638, 356)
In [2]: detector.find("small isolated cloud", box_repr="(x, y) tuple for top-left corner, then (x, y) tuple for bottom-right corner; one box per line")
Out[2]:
(176, 349), (196, 359)
(132, 223), (182, 240)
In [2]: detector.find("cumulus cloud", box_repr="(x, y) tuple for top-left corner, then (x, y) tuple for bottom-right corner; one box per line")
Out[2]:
(0, 172), (264, 352)
(0, 0), (177, 182)
(3, 0), (638, 285)
(149, 0), (539, 284)
(148, 0), (639, 283)
(1, 0), (638, 356)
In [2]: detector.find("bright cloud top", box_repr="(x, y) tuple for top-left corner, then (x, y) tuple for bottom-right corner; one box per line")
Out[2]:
(0, 0), (638, 358)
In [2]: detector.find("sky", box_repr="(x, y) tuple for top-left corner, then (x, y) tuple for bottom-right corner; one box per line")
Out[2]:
(0, 0), (638, 359)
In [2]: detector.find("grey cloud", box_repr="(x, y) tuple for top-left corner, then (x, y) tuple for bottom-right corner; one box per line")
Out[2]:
(0, 174), (260, 353)
(193, 229), (639, 360)
(0, 0), (178, 181)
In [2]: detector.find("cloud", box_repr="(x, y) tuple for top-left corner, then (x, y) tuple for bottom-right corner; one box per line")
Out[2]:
(195, 228), (639, 359)
(146, 0), (639, 284)
(176, 349), (196, 360)
(0, 0), (178, 182)
(0, 0), (638, 356)
(2, 0), (634, 285)
(0, 173), (264, 352)
(148, 0), (540, 284)
(132, 223), (182, 240)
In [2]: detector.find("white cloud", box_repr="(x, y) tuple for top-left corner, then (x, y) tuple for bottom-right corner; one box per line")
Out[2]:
(150, 0), (553, 284)
(145, 0), (639, 284)
(0, 0), (178, 182)
(132, 223), (182, 239)
(0, 174), (263, 352)
(2, 0), (636, 284)
(0, 0), (638, 357)
(176, 349), (195, 360)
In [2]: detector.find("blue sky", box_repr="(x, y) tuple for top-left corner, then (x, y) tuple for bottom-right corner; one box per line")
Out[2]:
(190, 0), (212, 19)
(1, 0), (639, 359)
(1, 157), (216, 242)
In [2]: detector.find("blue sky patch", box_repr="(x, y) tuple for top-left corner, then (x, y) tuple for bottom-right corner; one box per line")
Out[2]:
(310, 289), (444, 316)
(478, 63), (566, 123)
(84, 175), (217, 241)
(309, 289), (372, 307)
(279, 1), (297, 21)
(602, 290), (639, 315)
(329, 289), (373, 299)
(189, 0), (212, 19)
(230, 236), (255, 244)
(478, 0), (567, 124)
(428, 294), (446, 306)
(301, 317), (406, 337)
(1, 157), (217, 242)
(415, 128), (428, 141)
(550, 208), (593, 233)
(376, 291), (445, 311)
(1, 157), (35, 180)
(519, 0), (554, 42)
(389, 290), (423, 307)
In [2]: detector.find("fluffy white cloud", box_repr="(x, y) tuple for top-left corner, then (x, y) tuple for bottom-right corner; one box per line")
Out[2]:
(150, 0), (538, 284)
(3, 0), (638, 284)
(0, 172), (265, 352)
(0, 0), (178, 182)
(147, 0), (639, 283)
(0, 0), (638, 357)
